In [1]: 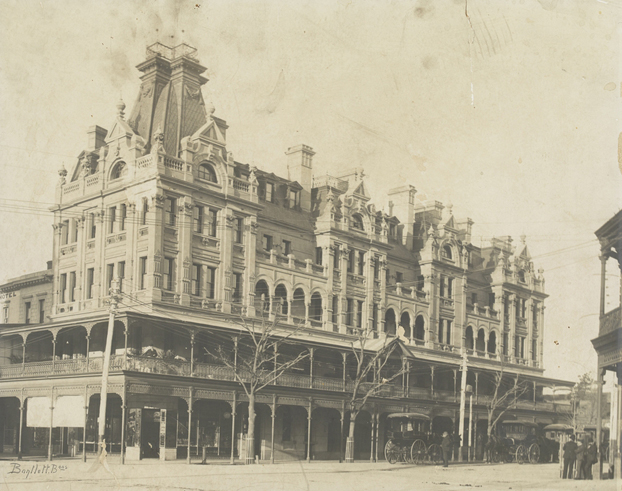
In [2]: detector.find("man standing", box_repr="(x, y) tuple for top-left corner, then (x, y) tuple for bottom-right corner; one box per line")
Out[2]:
(585, 438), (597, 480)
(441, 431), (452, 468)
(562, 435), (577, 479)
(575, 440), (585, 480)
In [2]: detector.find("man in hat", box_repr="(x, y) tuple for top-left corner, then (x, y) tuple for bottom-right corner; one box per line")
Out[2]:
(562, 435), (577, 479)
(441, 431), (452, 468)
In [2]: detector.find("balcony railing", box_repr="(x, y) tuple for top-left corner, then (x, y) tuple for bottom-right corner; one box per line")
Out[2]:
(601, 306), (621, 336)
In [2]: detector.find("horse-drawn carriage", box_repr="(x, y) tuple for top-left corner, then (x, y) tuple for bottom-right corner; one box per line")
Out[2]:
(490, 421), (546, 464)
(383, 413), (442, 464)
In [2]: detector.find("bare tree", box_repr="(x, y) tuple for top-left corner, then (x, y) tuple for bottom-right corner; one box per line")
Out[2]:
(484, 367), (529, 440)
(344, 330), (408, 463)
(205, 312), (309, 464)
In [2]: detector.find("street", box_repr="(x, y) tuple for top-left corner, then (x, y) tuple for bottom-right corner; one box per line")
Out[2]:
(1, 459), (620, 491)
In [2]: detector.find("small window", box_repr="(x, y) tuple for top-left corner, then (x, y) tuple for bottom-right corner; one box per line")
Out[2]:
(89, 213), (96, 239)
(347, 250), (355, 273)
(333, 247), (340, 270)
(234, 218), (243, 244)
(139, 257), (147, 290)
(71, 219), (79, 243)
(266, 183), (274, 203)
(25, 302), (31, 324)
(69, 271), (76, 301)
(38, 299), (45, 323)
(165, 198), (176, 226)
(518, 270), (526, 283)
(193, 206), (204, 234)
(332, 296), (339, 324)
(111, 161), (127, 180)
(192, 264), (201, 296)
(441, 245), (453, 260)
(396, 271), (403, 284)
(262, 235), (273, 252)
(198, 163), (217, 183)
(357, 300), (364, 328)
(233, 273), (243, 302)
(283, 240), (291, 256)
(289, 189), (300, 209)
(109, 206), (116, 233)
(163, 258), (174, 291)
(373, 258), (379, 280)
(358, 252), (365, 275)
(208, 209), (218, 237)
(106, 264), (114, 294)
(346, 298), (354, 326)
(118, 261), (125, 292)
(207, 267), (216, 299)
(86, 268), (95, 298)
(119, 204), (127, 231)
(60, 273), (67, 303)
(61, 219), (69, 245)
(141, 198), (149, 225)
(351, 214), (364, 231)
(315, 247), (323, 265)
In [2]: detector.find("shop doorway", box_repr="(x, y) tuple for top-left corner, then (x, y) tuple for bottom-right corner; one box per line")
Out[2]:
(141, 409), (160, 459)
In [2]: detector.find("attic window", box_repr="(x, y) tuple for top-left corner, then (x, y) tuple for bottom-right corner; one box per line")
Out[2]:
(110, 161), (127, 180)
(441, 245), (453, 260)
(198, 163), (217, 183)
(351, 214), (364, 231)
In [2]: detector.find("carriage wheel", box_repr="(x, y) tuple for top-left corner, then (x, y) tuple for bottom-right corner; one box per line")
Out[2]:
(384, 440), (400, 464)
(515, 445), (528, 464)
(428, 443), (443, 464)
(528, 443), (540, 464)
(410, 439), (427, 464)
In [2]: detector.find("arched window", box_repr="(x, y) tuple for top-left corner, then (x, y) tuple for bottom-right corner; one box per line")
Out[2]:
(255, 280), (270, 312)
(487, 331), (497, 355)
(399, 312), (411, 338)
(441, 244), (453, 260)
(351, 214), (364, 231)
(198, 163), (217, 183)
(465, 326), (474, 350)
(110, 161), (127, 180)
(414, 315), (425, 341)
(310, 292), (323, 325)
(292, 288), (306, 323)
(476, 329), (486, 353)
(274, 284), (288, 315)
(385, 309), (396, 336)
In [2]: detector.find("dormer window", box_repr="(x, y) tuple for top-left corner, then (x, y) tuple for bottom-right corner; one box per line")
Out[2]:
(198, 163), (217, 183)
(441, 245), (453, 260)
(518, 270), (526, 283)
(351, 214), (364, 231)
(110, 161), (127, 180)
(286, 189), (300, 209)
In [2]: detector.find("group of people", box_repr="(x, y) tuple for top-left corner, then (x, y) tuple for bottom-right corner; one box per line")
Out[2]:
(562, 435), (598, 480)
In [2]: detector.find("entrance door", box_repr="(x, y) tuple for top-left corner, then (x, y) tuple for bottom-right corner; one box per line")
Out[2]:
(141, 409), (160, 459)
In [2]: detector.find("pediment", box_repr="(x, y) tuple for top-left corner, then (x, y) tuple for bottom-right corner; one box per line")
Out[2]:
(105, 118), (135, 144)
(191, 119), (226, 145)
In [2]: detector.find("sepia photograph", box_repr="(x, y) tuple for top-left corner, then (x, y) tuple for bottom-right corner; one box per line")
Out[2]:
(0, 0), (620, 489)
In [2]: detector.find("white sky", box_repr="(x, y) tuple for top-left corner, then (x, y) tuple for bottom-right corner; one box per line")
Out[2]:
(0, 0), (620, 383)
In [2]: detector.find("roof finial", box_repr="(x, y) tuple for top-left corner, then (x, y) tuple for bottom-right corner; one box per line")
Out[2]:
(116, 97), (126, 119)
(205, 101), (216, 118)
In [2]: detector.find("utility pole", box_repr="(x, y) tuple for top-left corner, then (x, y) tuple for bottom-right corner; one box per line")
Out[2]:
(458, 352), (468, 462)
(98, 278), (122, 455)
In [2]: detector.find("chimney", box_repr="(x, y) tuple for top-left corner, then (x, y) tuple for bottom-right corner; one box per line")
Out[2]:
(286, 144), (315, 213)
(387, 185), (417, 248)
(87, 125), (108, 151)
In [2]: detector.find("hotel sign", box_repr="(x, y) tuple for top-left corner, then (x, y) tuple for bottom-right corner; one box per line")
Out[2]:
(0, 292), (16, 300)
(599, 346), (622, 368)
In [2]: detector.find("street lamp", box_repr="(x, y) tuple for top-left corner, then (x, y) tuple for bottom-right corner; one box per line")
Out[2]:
(466, 384), (473, 462)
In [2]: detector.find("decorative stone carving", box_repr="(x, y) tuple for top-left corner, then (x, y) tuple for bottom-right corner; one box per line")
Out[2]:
(58, 165), (67, 185)
(152, 127), (165, 154)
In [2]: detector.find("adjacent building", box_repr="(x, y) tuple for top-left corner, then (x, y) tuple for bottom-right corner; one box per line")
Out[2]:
(0, 43), (572, 462)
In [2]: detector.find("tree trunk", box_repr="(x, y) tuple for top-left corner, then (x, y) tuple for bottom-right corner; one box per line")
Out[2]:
(345, 412), (357, 463)
(246, 393), (256, 465)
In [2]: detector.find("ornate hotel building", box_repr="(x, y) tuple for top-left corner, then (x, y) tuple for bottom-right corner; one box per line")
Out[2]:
(0, 43), (572, 462)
